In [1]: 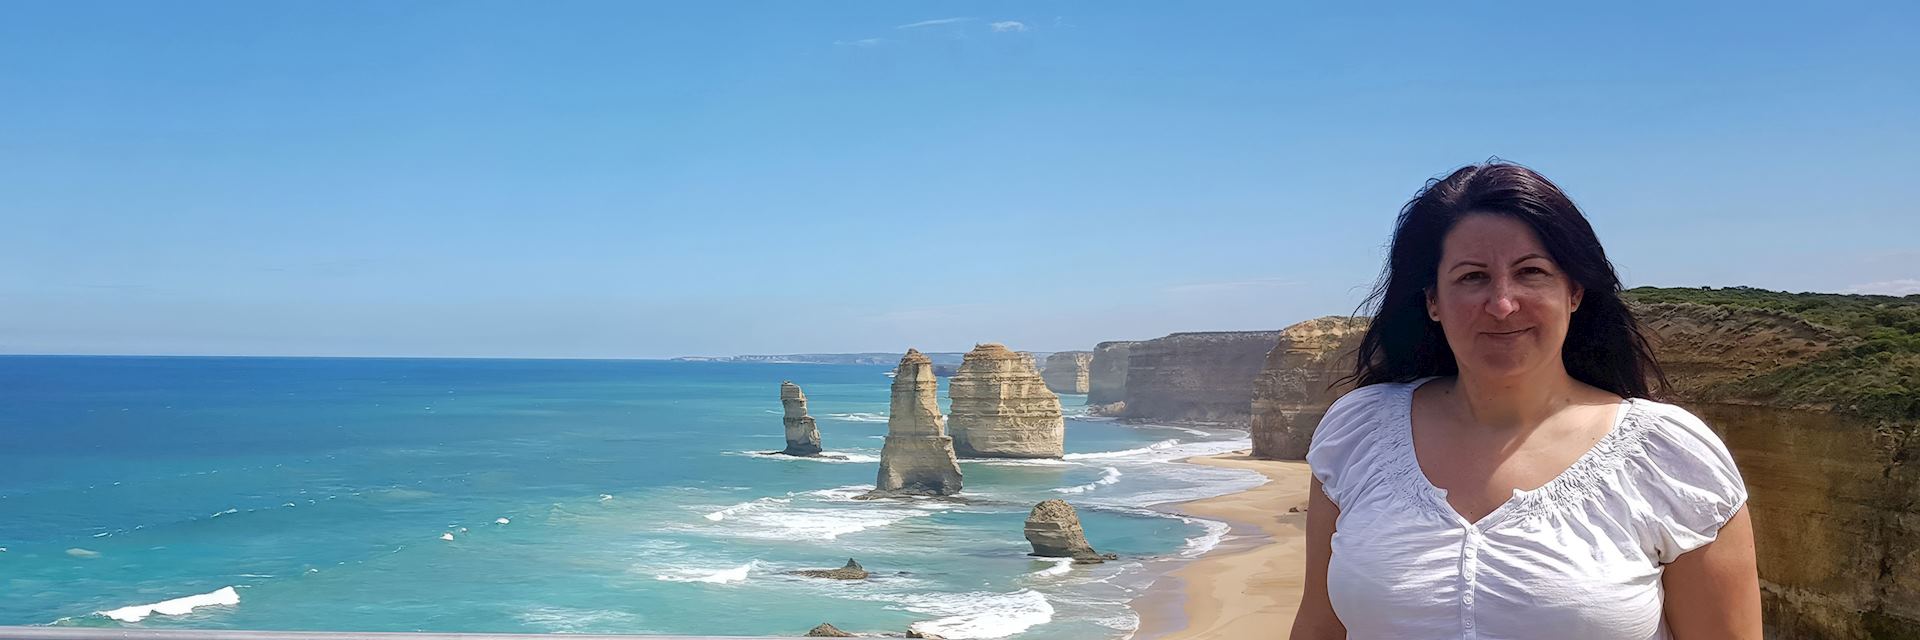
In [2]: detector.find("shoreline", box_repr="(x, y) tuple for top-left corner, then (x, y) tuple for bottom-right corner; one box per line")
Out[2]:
(1128, 450), (1313, 639)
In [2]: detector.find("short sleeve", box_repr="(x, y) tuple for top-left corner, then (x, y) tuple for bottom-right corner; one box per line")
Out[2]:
(1632, 402), (1750, 563)
(1305, 383), (1394, 509)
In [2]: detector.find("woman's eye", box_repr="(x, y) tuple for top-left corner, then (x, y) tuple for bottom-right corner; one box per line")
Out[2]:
(1459, 272), (1486, 283)
(1521, 266), (1550, 276)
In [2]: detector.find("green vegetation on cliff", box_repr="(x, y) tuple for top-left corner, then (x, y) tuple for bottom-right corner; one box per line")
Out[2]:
(1625, 286), (1920, 421)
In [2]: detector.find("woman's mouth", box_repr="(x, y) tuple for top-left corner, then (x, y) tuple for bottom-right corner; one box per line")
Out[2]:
(1484, 328), (1531, 338)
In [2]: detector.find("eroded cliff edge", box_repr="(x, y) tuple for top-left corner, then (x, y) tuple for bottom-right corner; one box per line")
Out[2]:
(1042, 351), (1093, 396)
(1628, 287), (1919, 639)
(1121, 331), (1281, 424)
(1249, 316), (1370, 460)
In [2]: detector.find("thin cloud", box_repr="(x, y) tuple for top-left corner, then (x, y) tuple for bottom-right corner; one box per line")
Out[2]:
(1842, 279), (1920, 296)
(896, 17), (972, 29)
(990, 21), (1028, 32)
(833, 38), (884, 47)
(1163, 278), (1301, 294)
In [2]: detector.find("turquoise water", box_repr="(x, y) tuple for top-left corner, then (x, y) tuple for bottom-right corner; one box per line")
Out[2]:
(0, 356), (1260, 638)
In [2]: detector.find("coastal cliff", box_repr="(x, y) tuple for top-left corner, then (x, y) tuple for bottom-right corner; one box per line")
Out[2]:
(948, 344), (1066, 459)
(1627, 286), (1920, 639)
(867, 349), (964, 497)
(1042, 351), (1094, 395)
(1122, 331), (1282, 424)
(1087, 341), (1134, 409)
(1249, 316), (1370, 460)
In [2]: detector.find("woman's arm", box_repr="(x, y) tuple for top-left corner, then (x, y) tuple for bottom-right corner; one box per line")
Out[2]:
(1290, 477), (1346, 640)
(1662, 504), (1761, 639)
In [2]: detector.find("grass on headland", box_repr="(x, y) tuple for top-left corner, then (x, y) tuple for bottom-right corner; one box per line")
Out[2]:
(1624, 286), (1920, 422)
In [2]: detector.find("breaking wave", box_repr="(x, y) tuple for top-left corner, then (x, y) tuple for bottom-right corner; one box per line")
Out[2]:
(97, 586), (240, 622)
(653, 561), (759, 584)
(1063, 439), (1180, 460)
(890, 589), (1055, 639)
(824, 412), (888, 423)
(1053, 466), (1123, 494)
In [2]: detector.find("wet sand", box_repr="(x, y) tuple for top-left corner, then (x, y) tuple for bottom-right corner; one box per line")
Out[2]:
(1129, 451), (1313, 639)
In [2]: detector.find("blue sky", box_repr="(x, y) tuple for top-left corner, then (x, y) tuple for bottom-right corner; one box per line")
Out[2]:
(3, 1), (1915, 358)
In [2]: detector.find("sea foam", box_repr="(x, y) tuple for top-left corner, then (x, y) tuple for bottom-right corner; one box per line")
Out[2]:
(1063, 439), (1180, 460)
(891, 589), (1055, 639)
(653, 560), (759, 585)
(823, 412), (888, 423)
(98, 586), (240, 622)
(1053, 466), (1123, 494)
(735, 451), (881, 464)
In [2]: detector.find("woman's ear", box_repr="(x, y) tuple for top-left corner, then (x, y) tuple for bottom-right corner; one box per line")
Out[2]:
(1570, 283), (1584, 313)
(1425, 287), (1439, 321)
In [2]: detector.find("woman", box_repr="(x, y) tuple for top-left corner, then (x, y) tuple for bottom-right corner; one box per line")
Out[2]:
(1289, 163), (1761, 639)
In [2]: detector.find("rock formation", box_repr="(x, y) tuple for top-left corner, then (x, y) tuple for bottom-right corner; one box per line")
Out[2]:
(1250, 316), (1371, 460)
(948, 344), (1065, 459)
(788, 558), (870, 580)
(1024, 499), (1115, 564)
(864, 349), (964, 498)
(776, 381), (823, 456)
(1087, 341), (1134, 409)
(1629, 295), (1918, 637)
(804, 623), (854, 637)
(1041, 351), (1093, 395)
(1122, 331), (1282, 423)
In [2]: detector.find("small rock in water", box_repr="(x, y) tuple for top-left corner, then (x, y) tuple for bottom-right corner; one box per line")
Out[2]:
(787, 558), (870, 580)
(439, 533), (455, 541)
(495, 517), (510, 525)
(804, 623), (855, 637)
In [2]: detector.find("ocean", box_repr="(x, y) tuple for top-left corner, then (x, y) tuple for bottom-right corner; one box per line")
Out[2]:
(0, 356), (1263, 638)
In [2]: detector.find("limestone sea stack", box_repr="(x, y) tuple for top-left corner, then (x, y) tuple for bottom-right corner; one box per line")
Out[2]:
(1086, 341), (1134, 412)
(948, 344), (1065, 459)
(865, 349), (964, 497)
(1041, 351), (1093, 395)
(1250, 316), (1371, 460)
(1122, 331), (1282, 423)
(777, 381), (823, 456)
(1024, 499), (1115, 564)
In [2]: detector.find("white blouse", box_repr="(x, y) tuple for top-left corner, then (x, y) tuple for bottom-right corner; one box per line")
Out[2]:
(1307, 376), (1747, 640)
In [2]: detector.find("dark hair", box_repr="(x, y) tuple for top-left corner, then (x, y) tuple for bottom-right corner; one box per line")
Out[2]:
(1345, 161), (1668, 399)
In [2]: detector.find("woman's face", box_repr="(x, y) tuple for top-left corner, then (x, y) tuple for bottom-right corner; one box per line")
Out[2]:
(1425, 213), (1583, 380)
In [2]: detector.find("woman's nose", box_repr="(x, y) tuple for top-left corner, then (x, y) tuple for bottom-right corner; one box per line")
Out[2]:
(1486, 283), (1519, 319)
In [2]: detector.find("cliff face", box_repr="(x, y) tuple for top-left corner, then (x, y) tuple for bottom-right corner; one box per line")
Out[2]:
(778, 381), (823, 456)
(1635, 300), (1919, 638)
(1041, 351), (1093, 395)
(1249, 316), (1371, 460)
(1087, 341), (1134, 407)
(948, 344), (1065, 459)
(869, 349), (964, 497)
(1122, 331), (1282, 424)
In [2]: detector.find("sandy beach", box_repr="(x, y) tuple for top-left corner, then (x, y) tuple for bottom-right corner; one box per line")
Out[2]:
(1130, 451), (1314, 639)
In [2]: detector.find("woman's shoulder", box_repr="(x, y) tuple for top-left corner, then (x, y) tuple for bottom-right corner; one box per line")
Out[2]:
(1306, 378), (1428, 473)
(1618, 397), (1750, 561)
(1625, 397), (1738, 463)
(1327, 376), (1432, 415)
(1307, 379), (1425, 506)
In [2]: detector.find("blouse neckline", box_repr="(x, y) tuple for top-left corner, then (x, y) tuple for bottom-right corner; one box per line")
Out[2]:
(1392, 375), (1645, 531)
